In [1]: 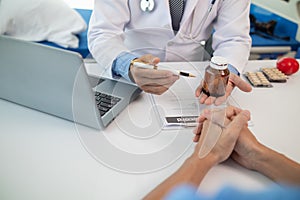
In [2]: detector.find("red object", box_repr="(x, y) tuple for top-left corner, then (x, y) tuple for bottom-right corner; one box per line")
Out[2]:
(276, 57), (299, 75)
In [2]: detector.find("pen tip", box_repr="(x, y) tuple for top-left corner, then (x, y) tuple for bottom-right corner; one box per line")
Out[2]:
(179, 71), (196, 77)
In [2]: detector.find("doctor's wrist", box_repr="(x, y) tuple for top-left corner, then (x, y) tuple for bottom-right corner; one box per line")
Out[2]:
(128, 58), (138, 83)
(112, 52), (138, 82)
(228, 64), (240, 76)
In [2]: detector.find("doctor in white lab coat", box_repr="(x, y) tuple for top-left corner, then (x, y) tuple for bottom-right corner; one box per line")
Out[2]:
(88, 0), (252, 104)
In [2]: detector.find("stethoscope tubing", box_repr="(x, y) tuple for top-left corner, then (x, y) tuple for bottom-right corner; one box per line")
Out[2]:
(139, 0), (217, 44)
(180, 0), (217, 43)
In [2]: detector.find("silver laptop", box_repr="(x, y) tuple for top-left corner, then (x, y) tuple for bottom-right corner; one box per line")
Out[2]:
(0, 35), (142, 129)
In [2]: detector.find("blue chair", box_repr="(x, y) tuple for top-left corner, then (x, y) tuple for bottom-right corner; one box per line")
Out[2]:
(295, 47), (300, 59)
(250, 4), (300, 51)
(250, 4), (300, 59)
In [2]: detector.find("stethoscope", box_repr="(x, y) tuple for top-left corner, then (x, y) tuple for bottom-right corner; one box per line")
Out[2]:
(180, 0), (217, 44)
(140, 0), (217, 44)
(140, 0), (155, 12)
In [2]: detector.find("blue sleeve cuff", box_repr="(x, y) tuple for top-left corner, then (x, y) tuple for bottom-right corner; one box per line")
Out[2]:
(228, 64), (240, 76)
(112, 52), (138, 81)
(164, 184), (201, 200)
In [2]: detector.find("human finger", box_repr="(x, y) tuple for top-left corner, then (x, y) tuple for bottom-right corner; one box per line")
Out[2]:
(193, 121), (204, 143)
(206, 106), (245, 127)
(214, 95), (227, 106)
(141, 80), (178, 94)
(195, 84), (203, 97)
(193, 120), (204, 135)
(203, 96), (217, 105)
(138, 54), (160, 65)
(199, 92), (209, 104)
(193, 134), (201, 142)
(136, 74), (179, 86)
(131, 67), (179, 89)
(192, 108), (215, 140)
(197, 113), (207, 124)
(140, 73), (181, 94)
(223, 110), (250, 135)
(140, 85), (169, 95)
(132, 67), (175, 79)
(229, 73), (252, 93)
(225, 106), (242, 119)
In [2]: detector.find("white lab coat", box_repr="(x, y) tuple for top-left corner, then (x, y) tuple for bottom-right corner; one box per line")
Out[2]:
(88, 0), (251, 76)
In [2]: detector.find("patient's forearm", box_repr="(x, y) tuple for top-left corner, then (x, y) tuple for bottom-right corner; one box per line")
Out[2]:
(255, 145), (300, 185)
(143, 155), (216, 200)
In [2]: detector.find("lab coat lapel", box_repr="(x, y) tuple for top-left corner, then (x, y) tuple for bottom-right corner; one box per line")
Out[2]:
(164, 0), (172, 27)
(180, 0), (199, 25)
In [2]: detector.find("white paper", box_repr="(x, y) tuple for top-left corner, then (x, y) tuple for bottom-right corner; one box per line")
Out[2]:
(149, 63), (207, 129)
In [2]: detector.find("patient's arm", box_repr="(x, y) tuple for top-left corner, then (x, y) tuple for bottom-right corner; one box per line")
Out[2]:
(144, 109), (250, 200)
(143, 154), (216, 200)
(231, 127), (300, 185)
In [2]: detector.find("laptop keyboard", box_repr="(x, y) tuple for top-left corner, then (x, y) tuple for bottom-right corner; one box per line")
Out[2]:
(95, 92), (122, 117)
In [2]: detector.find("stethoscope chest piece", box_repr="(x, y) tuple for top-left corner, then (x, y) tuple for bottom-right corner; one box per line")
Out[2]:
(140, 0), (155, 12)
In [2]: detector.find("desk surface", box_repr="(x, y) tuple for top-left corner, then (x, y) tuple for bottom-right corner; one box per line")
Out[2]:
(0, 60), (299, 200)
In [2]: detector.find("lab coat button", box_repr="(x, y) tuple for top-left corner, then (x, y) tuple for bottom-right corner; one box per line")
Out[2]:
(168, 41), (174, 46)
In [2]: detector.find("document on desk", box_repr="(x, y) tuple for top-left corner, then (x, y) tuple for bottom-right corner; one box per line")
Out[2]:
(149, 63), (207, 129)
(148, 62), (248, 130)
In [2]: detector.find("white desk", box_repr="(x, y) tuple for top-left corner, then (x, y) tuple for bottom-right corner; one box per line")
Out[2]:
(0, 60), (299, 200)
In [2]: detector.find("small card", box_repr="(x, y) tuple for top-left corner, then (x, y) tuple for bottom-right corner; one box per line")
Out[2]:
(165, 116), (198, 127)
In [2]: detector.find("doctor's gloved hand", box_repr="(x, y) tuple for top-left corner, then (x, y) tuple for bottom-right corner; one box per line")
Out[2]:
(129, 54), (179, 95)
(195, 73), (252, 105)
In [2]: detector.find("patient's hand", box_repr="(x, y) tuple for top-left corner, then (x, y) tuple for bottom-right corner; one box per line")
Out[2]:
(192, 106), (250, 164)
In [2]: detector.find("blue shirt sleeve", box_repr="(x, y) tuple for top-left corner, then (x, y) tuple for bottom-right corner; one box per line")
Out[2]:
(228, 64), (240, 76)
(111, 52), (137, 81)
(112, 53), (240, 80)
(164, 184), (300, 200)
(215, 184), (300, 200)
(164, 184), (205, 200)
